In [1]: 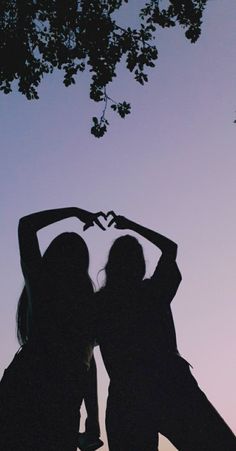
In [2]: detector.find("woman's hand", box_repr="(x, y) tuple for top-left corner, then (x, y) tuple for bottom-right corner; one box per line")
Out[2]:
(78, 209), (107, 231)
(106, 211), (131, 230)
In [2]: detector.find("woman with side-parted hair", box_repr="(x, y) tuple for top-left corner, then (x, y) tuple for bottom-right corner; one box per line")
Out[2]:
(0, 207), (105, 451)
(96, 212), (236, 451)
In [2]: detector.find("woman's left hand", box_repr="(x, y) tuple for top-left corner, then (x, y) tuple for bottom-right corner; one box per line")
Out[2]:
(78, 209), (107, 231)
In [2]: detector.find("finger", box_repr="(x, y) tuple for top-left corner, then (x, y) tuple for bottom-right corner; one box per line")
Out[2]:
(83, 222), (94, 231)
(108, 218), (116, 227)
(96, 211), (107, 220)
(94, 218), (106, 231)
(106, 210), (117, 219)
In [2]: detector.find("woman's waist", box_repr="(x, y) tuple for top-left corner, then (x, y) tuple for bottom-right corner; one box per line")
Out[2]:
(25, 338), (93, 369)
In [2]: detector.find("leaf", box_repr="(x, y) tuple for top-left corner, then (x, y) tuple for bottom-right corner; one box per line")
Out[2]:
(0, 0), (209, 137)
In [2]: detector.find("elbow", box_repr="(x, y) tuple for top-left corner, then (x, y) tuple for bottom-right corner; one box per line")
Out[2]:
(18, 217), (24, 233)
(18, 216), (31, 236)
(171, 242), (178, 260)
(18, 218), (25, 241)
(162, 242), (178, 260)
(18, 217), (27, 231)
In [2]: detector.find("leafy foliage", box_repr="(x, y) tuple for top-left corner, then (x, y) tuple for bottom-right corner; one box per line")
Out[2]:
(0, 0), (208, 137)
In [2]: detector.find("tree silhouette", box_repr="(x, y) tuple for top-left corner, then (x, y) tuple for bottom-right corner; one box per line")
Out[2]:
(0, 0), (208, 137)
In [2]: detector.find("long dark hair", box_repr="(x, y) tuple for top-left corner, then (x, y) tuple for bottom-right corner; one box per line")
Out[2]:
(16, 232), (93, 345)
(104, 235), (146, 289)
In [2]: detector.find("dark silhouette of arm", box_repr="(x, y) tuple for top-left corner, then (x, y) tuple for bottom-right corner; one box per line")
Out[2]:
(83, 356), (100, 437)
(125, 220), (177, 259)
(107, 212), (177, 259)
(18, 207), (106, 266)
(107, 212), (181, 304)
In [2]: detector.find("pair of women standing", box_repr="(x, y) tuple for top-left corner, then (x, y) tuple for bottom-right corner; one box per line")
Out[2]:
(0, 206), (235, 450)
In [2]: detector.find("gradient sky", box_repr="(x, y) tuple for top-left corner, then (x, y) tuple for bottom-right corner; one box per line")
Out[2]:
(1, 1), (236, 450)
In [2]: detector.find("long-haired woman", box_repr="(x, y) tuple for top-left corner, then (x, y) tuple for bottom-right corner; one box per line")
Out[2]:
(96, 212), (236, 451)
(0, 207), (105, 451)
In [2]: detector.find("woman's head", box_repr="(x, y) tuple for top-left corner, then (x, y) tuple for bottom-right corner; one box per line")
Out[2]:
(104, 235), (146, 288)
(17, 232), (93, 345)
(42, 232), (90, 275)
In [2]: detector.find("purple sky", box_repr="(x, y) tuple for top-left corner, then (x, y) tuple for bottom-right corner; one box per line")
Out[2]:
(1, 1), (236, 449)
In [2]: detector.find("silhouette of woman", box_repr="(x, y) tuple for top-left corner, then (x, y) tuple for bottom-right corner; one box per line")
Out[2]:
(0, 207), (105, 451)
(96, 212), (236, 451)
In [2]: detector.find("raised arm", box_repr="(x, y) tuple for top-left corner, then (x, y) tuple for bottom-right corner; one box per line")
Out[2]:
(107, 212), (177, 259)
(107, 212), (181, 304)
(18, 207), (106, 266)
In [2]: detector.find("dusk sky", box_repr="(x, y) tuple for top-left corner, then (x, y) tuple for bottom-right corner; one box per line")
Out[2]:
(1, 1), (236, 450)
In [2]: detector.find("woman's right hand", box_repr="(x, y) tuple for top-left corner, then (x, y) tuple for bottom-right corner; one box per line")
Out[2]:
(106, 211), (131, 230)
(77, 209), (107, 231)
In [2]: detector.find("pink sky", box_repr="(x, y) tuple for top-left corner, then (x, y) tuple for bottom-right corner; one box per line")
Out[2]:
(1, 1), (235, 449)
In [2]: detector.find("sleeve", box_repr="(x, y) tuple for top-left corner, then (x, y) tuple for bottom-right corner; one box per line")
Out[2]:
(147, 254), (182, 306)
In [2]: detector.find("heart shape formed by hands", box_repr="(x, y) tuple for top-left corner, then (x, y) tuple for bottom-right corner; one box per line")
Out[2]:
(95, 214), (109, 230)
(96, 211), (117, 229)
(105, 211), (117, 227)
(83, 211), (117, 231)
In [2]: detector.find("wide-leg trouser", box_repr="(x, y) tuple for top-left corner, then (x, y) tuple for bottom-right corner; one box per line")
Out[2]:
(106, 360), (236, 451)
